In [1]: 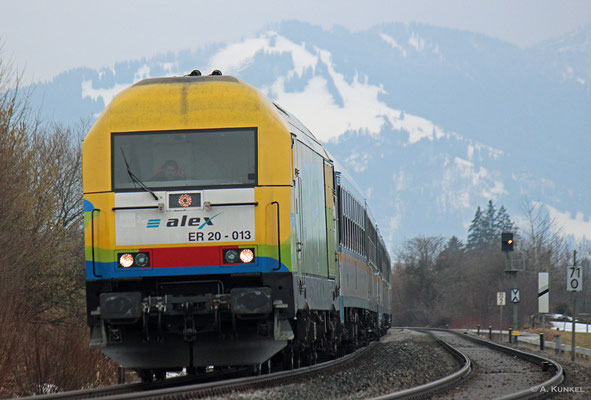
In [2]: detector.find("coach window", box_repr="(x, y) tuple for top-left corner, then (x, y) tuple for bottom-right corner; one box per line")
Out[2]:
(112, 128), (257, 190)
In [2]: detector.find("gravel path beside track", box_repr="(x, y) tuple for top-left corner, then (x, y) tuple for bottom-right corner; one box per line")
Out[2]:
(206, 329), (458, 399)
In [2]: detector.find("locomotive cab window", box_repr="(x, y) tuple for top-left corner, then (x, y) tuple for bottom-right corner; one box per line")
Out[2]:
(112, 128), (257, 190)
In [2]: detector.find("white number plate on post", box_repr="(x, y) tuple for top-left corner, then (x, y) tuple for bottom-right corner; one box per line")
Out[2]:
(567, 266), (583, 292)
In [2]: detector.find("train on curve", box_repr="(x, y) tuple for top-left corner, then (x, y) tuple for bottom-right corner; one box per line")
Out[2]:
(83, 70), (392, 380)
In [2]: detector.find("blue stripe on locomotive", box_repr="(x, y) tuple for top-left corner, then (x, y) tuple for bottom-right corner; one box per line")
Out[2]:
(85, 256), (290, 280)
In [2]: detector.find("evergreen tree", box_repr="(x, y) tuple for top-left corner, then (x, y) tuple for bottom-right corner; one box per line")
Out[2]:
(495, 205), (515, 233)
(482, 200), (497, 244)
(445, 236), (464, 253)
(467, 200), (516, 250)
(467, 206), (484, 249)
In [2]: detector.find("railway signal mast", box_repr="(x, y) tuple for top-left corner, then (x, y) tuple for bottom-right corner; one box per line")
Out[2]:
(502, 232), (519, 336)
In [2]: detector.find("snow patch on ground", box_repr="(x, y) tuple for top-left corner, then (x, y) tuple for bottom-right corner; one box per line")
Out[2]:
(408, 33), (425, 51)
(454, 157), (505, 198)
(380, 33), (407, 57)
(81, 64), (152, 107)
(81, 80), (129, 108)
(207, 32), (318, 78)
(346, 153), (369, 173)
(160, 62), (177, 75)
(436, 156), (505, 214)
(206, 36), (272, 74)
(265, 40), (452, 144)
(551, 321), (591, 333)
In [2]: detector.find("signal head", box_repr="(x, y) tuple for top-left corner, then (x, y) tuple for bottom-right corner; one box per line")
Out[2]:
(501, 232), (514, 252)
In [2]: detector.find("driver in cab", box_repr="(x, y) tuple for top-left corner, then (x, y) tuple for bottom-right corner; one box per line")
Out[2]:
(151, 160), (186, 181)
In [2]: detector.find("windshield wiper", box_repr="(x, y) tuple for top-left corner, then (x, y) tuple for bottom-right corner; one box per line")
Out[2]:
(120, 147), (158, 201)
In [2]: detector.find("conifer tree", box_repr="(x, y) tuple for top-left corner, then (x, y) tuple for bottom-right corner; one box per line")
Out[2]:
(445, 235), (464, 253)
(495, 205), (515, 233)
(467, 200), (516, 250)
(467, 206), (484, 249)
(482, 200), (497, 244)
(445, 236), (464, 253)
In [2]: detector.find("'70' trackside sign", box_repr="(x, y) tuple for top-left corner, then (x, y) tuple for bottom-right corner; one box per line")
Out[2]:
(567, 266), (583, 292)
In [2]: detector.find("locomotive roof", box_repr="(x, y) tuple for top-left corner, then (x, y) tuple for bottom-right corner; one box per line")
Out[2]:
(132, 75), (240, 86)
(125, 74), (332, 162)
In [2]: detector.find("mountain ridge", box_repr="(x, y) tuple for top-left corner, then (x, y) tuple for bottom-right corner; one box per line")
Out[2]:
(26, 21), (591, 248)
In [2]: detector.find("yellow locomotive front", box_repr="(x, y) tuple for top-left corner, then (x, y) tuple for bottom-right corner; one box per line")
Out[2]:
(83, 74), (295, 376)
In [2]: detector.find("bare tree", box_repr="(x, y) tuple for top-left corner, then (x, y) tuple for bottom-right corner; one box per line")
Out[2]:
(519, 200), (571, 313)
(0, 56), (116, 396)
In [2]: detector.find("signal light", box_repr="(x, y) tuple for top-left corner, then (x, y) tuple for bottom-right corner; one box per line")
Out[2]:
(118, 252), (150, 268)
(134, 253), (149, 267)
(223, 248), (255, 264)
(239, 248), (255, 263)
(501, 232), (514, 252)
(119, 253), (134, 268)
(224, 249), (239, 264)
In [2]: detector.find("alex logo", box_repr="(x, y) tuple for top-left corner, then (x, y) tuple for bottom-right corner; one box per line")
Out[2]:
(146, 213), (221, 229)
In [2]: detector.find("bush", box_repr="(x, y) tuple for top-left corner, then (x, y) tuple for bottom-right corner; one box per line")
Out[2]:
(0, 56), (117, 396)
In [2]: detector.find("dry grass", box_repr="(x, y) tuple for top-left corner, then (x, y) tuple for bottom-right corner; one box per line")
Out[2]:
(0, 317), (119, 397)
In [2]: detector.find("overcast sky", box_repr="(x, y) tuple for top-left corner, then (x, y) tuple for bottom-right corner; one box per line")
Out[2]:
(2, 0), (591, 83)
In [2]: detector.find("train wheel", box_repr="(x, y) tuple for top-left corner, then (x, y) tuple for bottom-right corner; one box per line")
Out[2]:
(261, 359), (272, 374)
(154, 369), (166, 381)
(305, 351), (316, 366)
(251, 364), (261, 376)
(283, 351), (294, 370)
(137, 369), (153, 383)
(187, 366), (206, 375)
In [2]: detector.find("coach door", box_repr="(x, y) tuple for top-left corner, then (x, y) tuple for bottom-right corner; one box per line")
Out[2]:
(323, 160), (337, 279)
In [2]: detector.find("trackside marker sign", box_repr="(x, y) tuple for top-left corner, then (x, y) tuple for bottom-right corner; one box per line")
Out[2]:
(538, 272), (549, 314)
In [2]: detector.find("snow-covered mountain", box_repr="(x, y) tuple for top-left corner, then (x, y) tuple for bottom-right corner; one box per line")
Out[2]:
(29, 21), (591, 248)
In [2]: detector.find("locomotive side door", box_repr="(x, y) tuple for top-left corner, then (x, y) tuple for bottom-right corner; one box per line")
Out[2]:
(292, 140), (329, 278)
(292, 138), (304, 274)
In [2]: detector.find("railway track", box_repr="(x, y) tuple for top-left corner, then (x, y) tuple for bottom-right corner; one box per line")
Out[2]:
(381, 328), (564, 399)
(21, 329), (565, 399)
(215, 328), (564, 399)
(21, 343), (377, 400)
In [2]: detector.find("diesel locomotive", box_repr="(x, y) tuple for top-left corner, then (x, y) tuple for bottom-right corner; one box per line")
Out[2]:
(83, 70), (392, 379)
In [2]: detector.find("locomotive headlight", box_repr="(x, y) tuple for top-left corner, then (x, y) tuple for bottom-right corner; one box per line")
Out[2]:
(119, 253), (134, 268)
(239, 248), (255, 263)
(134, 252), (149, 267)
(224, 249), (239, 264)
